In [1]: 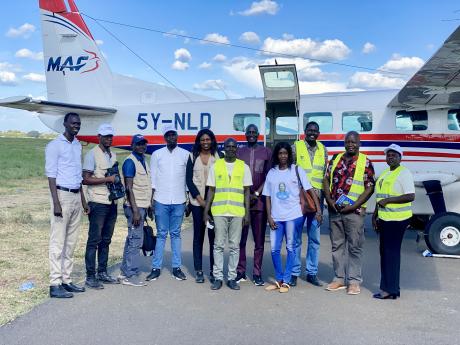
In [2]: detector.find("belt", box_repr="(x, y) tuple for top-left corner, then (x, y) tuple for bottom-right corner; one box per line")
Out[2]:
(57, 186), (80, 193)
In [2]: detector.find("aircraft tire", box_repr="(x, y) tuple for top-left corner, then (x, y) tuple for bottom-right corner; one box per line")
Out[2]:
(424, 212), (460, 255)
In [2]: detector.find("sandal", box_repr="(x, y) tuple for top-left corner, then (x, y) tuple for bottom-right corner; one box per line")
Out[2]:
(265, 281), (282, 291)
(279, 283), (290, 293)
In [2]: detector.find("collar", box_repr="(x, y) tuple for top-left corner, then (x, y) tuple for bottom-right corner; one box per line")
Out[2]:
(131, 151), (145, 161)
(58, 133), (79, 144)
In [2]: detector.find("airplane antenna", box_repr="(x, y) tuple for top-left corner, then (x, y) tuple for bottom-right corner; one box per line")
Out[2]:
(213, 81), (229, 99)
(83, 13), (194, 102)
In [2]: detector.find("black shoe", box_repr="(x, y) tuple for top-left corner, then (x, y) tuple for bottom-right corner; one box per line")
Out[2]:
(306, 274), (323, 287)
(97, 272), (120, 284)
(50, 285), (73, 298)
(85, 276), (104, 290)
(235, 272), (247, 283)
(62, 282), (85, 293)
(172, 267), (187, 281)
(227, 279), (241, 290)
(209, 272), (215, 284)
(195, 271), (205, 283)
(373, 292), (398, 300)
(211, 279), (222, 290)
(146, 268), (161, 281)
(288, 276), (298, 287)
(253, 275), (265, 286)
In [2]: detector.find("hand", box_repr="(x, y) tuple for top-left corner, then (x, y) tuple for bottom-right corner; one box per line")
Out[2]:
(83, 202), (90, 215)
(196, 196), (206, 208)
(326, 198), (338, 213)
(105, 175), (116, 184)
(315, 212), (323, 224)
(377, 199), (389, 208)
(243, 212), (250, 227)
(268, 217), (277, 230)
(250, 194), (258, 203)
(339, 205), (355, 214)
(53, 202), (63, 217)
(372, 215), (379, 232)
(133, 208), (141, 226)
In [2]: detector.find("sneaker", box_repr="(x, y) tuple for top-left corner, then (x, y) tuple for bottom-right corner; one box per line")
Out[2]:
(288, 275), (297, 287)
(121, 276), (147, 287)
(253, 275), (265, 286)
(265, 281), (282, 291)
(117, 273), (127, 282)
(211, 279), (223, 290)
(347, 283), (361, 295)
(306, 274), (323, 287)
(195, 271), (205, 283)
(172, 267), (187, 281)
(85, 276), (104, 290)
(227, 279), (240, 290)
(279, 283), (290, 293)
(145, 268), (161, 281)
(236, 272), (247, 283)
(325, 281), (346, 291)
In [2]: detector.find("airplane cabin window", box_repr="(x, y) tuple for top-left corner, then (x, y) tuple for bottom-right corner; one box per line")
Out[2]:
(447, 110), (460, 130)
(395, 110), (428, 131)
(276, 116), (299, 135)
(233, 113), (269, 135)
(342, 111), (372, 132)
(303, 112), (333, 132)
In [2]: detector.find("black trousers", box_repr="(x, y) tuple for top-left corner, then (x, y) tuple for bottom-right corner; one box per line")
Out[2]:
(191, 204), (215, 272)
(85, 202), (118, 276)
(378, 218), (410, 295)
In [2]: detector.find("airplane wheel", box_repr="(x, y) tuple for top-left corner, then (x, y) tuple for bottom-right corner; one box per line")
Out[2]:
(424, 212), (460, 255)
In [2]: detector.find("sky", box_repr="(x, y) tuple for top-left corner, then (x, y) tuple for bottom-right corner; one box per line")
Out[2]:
(0, 0), (459, 132)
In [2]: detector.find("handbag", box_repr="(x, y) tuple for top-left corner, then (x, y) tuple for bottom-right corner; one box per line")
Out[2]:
(295, 166), (317, 214)
(142, 220), (157, 256)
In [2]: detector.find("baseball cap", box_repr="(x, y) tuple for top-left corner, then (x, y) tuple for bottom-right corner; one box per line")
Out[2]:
(98, 123), (114, 136)
(384, 143), (403, 157)
(131, 134), (148, 145)
(162, 124), (177, 136)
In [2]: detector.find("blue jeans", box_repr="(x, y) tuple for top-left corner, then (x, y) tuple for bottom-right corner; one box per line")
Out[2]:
(292, 213), (321, 276)
(120, 206), (146, 278)
(152, 202), (185, 269)
(270, 217), (304, 283)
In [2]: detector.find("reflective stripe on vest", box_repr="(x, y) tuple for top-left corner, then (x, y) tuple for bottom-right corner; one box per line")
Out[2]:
(295, 140), (326, 189)
(375, 166), (412, 221)
(330, 152), (367, 206)
(211, 158), (245, 217)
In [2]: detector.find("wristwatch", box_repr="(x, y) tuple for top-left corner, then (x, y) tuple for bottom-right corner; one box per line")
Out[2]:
(254, 191), (260, 197)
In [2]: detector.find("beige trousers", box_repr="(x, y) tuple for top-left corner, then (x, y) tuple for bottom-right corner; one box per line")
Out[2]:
(49, 190), (83, 286)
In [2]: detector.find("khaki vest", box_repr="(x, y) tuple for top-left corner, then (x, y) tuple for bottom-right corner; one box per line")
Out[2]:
(124, 153), (152, 208)
(87, 146), (117, 205)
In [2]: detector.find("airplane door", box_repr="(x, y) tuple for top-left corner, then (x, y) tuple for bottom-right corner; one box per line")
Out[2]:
(259, 64), (300, 148)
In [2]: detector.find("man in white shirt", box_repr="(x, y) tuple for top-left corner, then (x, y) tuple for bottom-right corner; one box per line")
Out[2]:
(45, 112), (88, 298)
(146, 124), (189, 282)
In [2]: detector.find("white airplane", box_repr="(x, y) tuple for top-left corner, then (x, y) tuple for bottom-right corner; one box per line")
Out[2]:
(1, 0), (460, 255)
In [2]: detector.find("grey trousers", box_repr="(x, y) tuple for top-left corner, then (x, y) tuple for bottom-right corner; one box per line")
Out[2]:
(213, 216), (243, 281)
(329, 211), (365, 284)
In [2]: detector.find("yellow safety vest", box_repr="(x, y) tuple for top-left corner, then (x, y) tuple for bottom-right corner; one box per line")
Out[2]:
(375, 166), (413, 221)
(330, 152), (367, 207)
(211, 158), (246, 217)
(295, 140), (326, 189)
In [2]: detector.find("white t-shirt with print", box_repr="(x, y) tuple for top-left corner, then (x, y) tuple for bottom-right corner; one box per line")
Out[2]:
(262, 164), (312, 222)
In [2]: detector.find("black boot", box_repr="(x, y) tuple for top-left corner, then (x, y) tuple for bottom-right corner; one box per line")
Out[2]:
(62, 282), (85, 293)
(85, 276), (104, 290)
(50, 285), (73, 298)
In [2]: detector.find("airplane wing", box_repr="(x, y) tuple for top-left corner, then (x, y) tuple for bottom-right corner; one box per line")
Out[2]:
(388, 25), (460, 109)
(0, 96), (117, 116)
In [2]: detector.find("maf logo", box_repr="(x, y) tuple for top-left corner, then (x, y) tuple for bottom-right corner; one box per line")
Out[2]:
(47, 50), (100, 74)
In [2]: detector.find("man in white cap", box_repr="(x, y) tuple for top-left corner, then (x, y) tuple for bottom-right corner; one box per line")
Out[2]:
(146, 124), (190, 281)
(82, 123), (120, 289)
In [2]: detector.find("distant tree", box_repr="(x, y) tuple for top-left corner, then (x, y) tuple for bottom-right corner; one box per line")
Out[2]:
(27, 130), (40, 138)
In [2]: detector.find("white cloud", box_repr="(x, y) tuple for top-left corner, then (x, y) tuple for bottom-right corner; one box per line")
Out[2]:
(202, 33), (230, 45)
(261, 36), (351, 60)
(0, 71), (17, 85)
(164, 29), (190, 43)
(15, 48), (44, 60)
(171, 60), (189, 70)
(362, 42), (376, 54)
(379, 54), (424, 75)
(348, 72), (405, 89)
(6, 23), (35, 38)
(193, 79), (226, 91)
(213, 54), (227, 62)
(239, 31), (260, 44)
(23, 73), (46, 83)
(95, 39), (104, 46)
(174, 48), (192, 62)
(198, 62), (212, 69)
(239, 0), (279, 16)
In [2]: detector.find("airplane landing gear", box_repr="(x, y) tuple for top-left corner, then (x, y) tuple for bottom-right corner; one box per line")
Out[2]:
(424, 212), (460, 255)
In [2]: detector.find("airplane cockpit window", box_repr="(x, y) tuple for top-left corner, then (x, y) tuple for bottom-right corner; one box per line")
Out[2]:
(448, 110), (460, 130)
(233, 113), (270, 135)
(276, 116), (298, 135)
(342, 111), (372, 132)
(395, 110), (428, 131)
(303, 112), (333, 132)
(263, 71), (296, 88)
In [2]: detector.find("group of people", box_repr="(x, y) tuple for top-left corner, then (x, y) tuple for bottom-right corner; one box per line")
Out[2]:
(45, 112), (415, 300)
